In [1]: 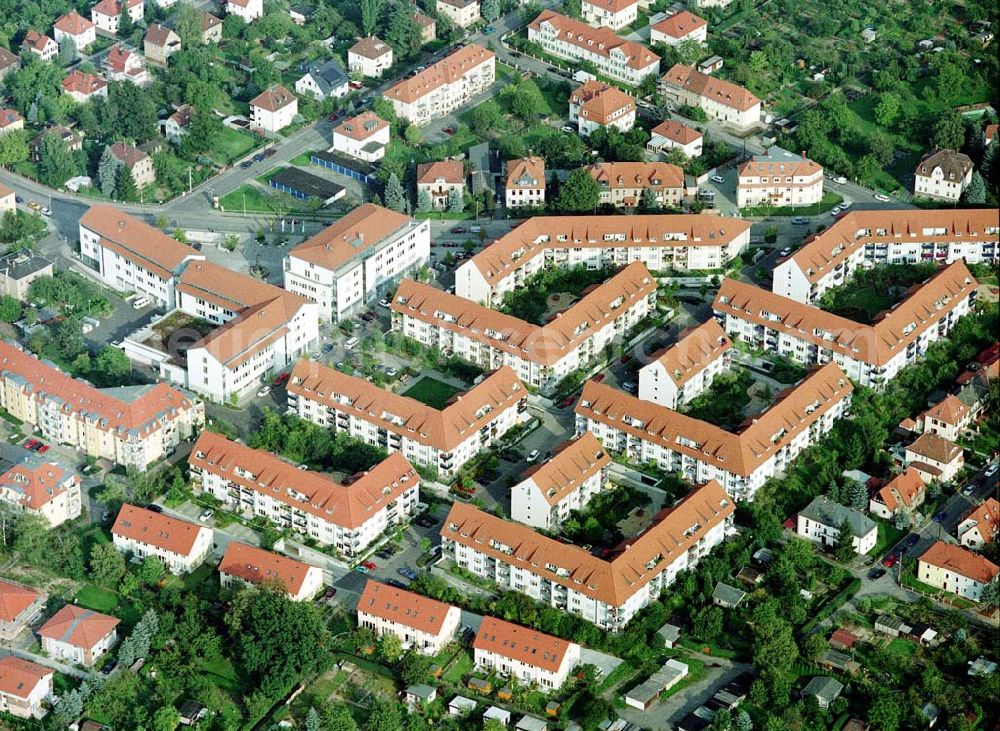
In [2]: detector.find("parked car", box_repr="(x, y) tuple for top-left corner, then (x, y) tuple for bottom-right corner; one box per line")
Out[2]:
(622, 381), (638, 394)
(327, 113), (340, 122)
(709, 175), (725, 184)
(561, 125), (575, 133)
(792, 217), (809, 225)
(526, 449), (540, 462)
(146, 504), (164, 513)
(386, 367), (399, 378)
(779, 247), (792, 257)
(378, 298), (391, 308)
(592, 373), (606, 383)
(253, 153), (266, 162)
(354, 566), (370, 574)
(273, 372), (290, 386)
(415, 516), (435, 528)
(984, 463), (998, 477)
(263, 148), (277, 157)
(932, 510), (946, 523)
(23, 439), (39, 450)
(386, 579), (407, 588)
(398, 567), (418, 580)
(40, 207), (51, 217)
(874, 193), (891, 202)
(443, 127), (455, 135)
(868, 568), (886, 581)
(483, 25), (495, 34)
(904, 534), (919, 547)
(240, 160), (253, 169)
(37, 444), (49, 454)
(256, 385), (271, 398)
(362, 561), (377, 570)
(833, 176), (847, 185)
(322, 343), (334, 354)
(27, 202), (41, 212)
(882, 554), (898, 568)
(199, 509), (214, 522)
(450, 226), (466, 234)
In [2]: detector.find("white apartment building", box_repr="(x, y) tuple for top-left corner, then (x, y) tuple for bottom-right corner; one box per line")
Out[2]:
(474, 617), (581, 690)
(437, 0), (481, 28)
(79, 205), (205, 309)
(773, 209), (999, 303)
(638, 318), (732, 409)
(190, 431), (419, 556)
(0, 341), (203, 471)
(660, 64), (761, 132)
(578, 363), (853, 501)
(958, 498), (998, 551)
(384, 44), (495, 126)
(443, 480), (734, 630)
(331, 112), (391, 162)
(219, 542), (324, 601)
(348, 37), (393, 78)
(90, 0), (144, 34)
(581, 0), (637, 31)
(913, 149), (973, 202)
(650, 10), (708, 45)
(736, 151), (823, 208)
(0, 656), (52, 720)
(505, 157), (546, 209)
(0, 459), (81, 528)
(284, 203), (429, 322)
(250, 84), (298, 133)
(357, 580), (461, 655)
(796, 496), (878, 555)
(647, 119), (703, 158)
(393, 263), (657, 394)
(511, 432), (610, 530)
(528, 11), (660, 87)
(586, 161), (684, 209)
(915, 394), (973, 443)
(38, 605), (119, 667)
(569, 81), (636, 137)
(224, 0), (263, 22)
(455, 214), (751, 307)
(112, 504), (213, 574)
(714, 261), (979, 389)
(53, 10), (96, 52)
(918, 541), (998, 601)
(287, 362), (527, 478)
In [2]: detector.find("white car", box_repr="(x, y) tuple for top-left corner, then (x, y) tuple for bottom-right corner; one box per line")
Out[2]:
(561, 125), (575, 133)
(256, 385), (271, 397)
(840, 199), (852, 209)
(378, 298), (391, 308)
(386, 367), (399, 378)
(526, 449), (540, 463)
(40, 207), (52, 217)
(985, 463), (998, 477)
(779, 247), (792, 257)
(710, 175), (725, 184)
(198, 509), (214, 522)
(833, 176), (847, 185)
(132, 297), (148, 310)
(874, 193), (891, 202)
(622, 381), (637, 394)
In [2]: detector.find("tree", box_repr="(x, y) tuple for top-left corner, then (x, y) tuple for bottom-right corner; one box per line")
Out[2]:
(98, 147), (120, 196)
(137, 556), (165, 586)
(180, 111), (223, 156)
(562, 0), (581, 18)
(305, 707), (322, 731)
(931, 111), (965, 151)
(507, 79), (546, 123)
(736, 711), (753, 731)
(833, 517), (855, 562)
(94, 346), (131, 382)
(90, 543), (128, 587)
(416, 187), (432, 212)
(0, 130), (28, 166)
(367, 699), (402, 731)
(981, 579), (999, 610)
(748, 50), (768, 74)
(176, 2), (203, 46)
(447, 186), (464, 213)
(963, 171), (986, 204)
(115, 164), (138, 202)
(51, 689), (85, 726)
(58, 35), (76, 65)
(360, 0), (384, 38)
(106, 82), (159, 140)
(118, 5), (135, 38)
(868, 690), (904, 731)
(555, 168), (600, 212)
(152, 706), (180, 731)
(0, 295), (21, 323)
(320, 701), (358, 731)
(378, 632), (403, 663)
(384, 172), (406, 212)
(38, 131), (78, 188)
(693, 605), (723, 642)
(874, 93), (900, 128)
(468, 100), (504, 136)
(482, 0), (500, 21)
(385, 4), (421, 61)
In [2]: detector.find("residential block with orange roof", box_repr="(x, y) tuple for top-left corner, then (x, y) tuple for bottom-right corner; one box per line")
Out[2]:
(773, 208), (998, 304)
(455, 214), (750, 306)
(569, 80), (636, 137)
(39, 604), (120, 666)
(0, 655), (53, 719)
(736, 150), (824, 208)
(0, 458), (81, 527)
(383, 44), (495, 126)
(585, 161), (684, 209)
(393, 262), (657, 393)
(442, 480), (734, 630)
(357, 580), (461, 655)
(578, 362), (853, 500)
(918, 540), (999, 601)
(190, 431), (419, 553)
(581, 0), (637, 31)
(713, 260), (979, 389)
(286, 362), (527, 477)
(510, 432), (611, 530)
(649, 10), (708, 45)
(283, 203), (430, 321)
(958, 498), (998, 550)
(112, 503), (213, 573)
(660, 64), (761, 132)
(915, 394), (974, 443)
(219, 542), (324, 601)
(0, 580), (45, 641)
(474, 616), (581, 689)
(638, 318), (732, 409)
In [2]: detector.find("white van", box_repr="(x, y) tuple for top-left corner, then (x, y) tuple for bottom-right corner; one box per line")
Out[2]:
(344, 336), (359, 350)
(132, 297), (149, 310)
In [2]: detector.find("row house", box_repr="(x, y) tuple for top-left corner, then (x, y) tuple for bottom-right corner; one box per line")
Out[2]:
(0, 458), (81, 527)
(287, 362), (527, 478)
(586, 161), (684, 209)
(0, 341), (202, 470)
(660, 64), (761, 132)
(219, 542), (324, 601)
(511, 432), (611, 530)
(91, 0), (144, 35)
(53, 10), (96, 52)
(437, 0), (481, 28)
(796, 496), (878, 555)
(569, 81), (636, 136)
(190, 431), (419, 555)
(577, 362), (853, 501)
(868, 467), (926, 520)
(736, 151), (823, 208)
(0, 580), (45, 641)
(638, 318), (732, 409)
(958, 498), (998, 550)
(393, 262), (657, 394)
(527, 11), (660, 86)
(348, 37), (393, 78)
(581, 0), (637, 30)
(914, 149), (973, 202)
(505, 157), (546, 210)
(647, 119), (703, 159)
(383, 44), (495, 126)
(773, 208), (998, 303)
(330, 111), (391, 162)
(112, 504), (213, 573)
(713, 261), (979, 389)
(918, 541), (998, 601)
(455, 214), (751, 306)
(0, 656), (53, 719)
(357, 580), (461, 655)
(650, 10), (708, 45)
(284, 203), (430, 322)
(442, 480), (734, 631)
(474, 617), (581, 690)
(39, 605), (118, 667)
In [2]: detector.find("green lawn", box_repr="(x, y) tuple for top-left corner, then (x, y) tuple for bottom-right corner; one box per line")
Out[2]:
(74, 585), (119, 613)
(885, 638), (916, 660)
(402, 377), (464, 410)
(211, 128), (259, 165)
(218, 185), (278, 214)
(741, 191), (843, 218)
(200, 654), (244, 693)
(442, 651), (474, 684)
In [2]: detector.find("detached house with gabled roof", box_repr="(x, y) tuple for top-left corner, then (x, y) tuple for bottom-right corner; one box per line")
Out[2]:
(416, 160), (466, 210)
(91, 0), (144, 35)
(569, 80), (636, 136)
(62, 70), (108, 103)
(0, 655), (53, 719)
(0, 109), (24, 136)
(505, 157), (546, 209)
(869, 467), (926, 520)
(224, 0), (263, 22)
(112, 504), (213, 574)
(660, 64), (761, 132)
(437, 0), (481, 28)
(349, 37), (393, 78)
(53, 10), (96, 52)
(219, 542), (324, 601)
(190, 431), (419, 554)
(915, 394), (974, 443)
(145, 23), (181, 66)
(0, 458), (82, 527)
(295, 60), (348, 102)
(331, 111), (390, 162)
(250, 84), (299, 133)
(797, 496), (878, 555)
(581, 0), (637, 30)
(958, 498), (999, 550)
(650, 10), (708, 45)
(648, 119), (703, 158)
(511, 432), (610, 530)
(104, 45), (150, 86)
(918, 540), (999, 601)
(357, 580), (461, 655)
(736, 150), (824, 208)
(914, 149), (973, 202)
(20, 31), (57, 61)
(904, 432), (964, 484)
(0, 580), (45, 641)
(108, 141), (155, 187)
(474, 617), (581, 690)
(38, 604), (120, 666)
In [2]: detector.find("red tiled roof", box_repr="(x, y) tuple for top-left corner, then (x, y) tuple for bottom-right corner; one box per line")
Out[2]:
(921, 394), (970, 427)
(919, 540), (999, 585)
(571, 80), (635, 125)
(38, 604), (119, 650)
(0, 580), (40, 624)
(62, 70), (107, 97)
(250, 84), (296, 112)
(22, 31), (55, 52)
(0, 109), (22, 129)
(112, 503), (207, 557)
(873, 468), (925, 513)
(384, 44), (494, 104)
(358, 580), (457, 635)
(108, 140), (149, 169)
(80, 206), (196, 281)
(962, 498), (999, 545)
(417, 160), (464, 185)
(0, 656), (52, 699)
(651, 119), (702, 145)
(517, 432), (609, 507)
(0, 461), (77, 511)
(651, 10), (707, 39)
(475, 616), (576, 673)
(662, 64), (759, 111)
(54, 10), (94, 34)
(92, 0), (142, 17)
(648, 318), (731, 388)
(219, 542), (318, 595)
(529, 11), (659, 71)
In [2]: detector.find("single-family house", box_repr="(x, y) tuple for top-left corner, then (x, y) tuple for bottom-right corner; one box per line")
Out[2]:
(90, 0), (144, 35)
(21, 31), (58, 61)
(0, 109), (24, 135)
(647, 119), (703, 158)
(200, 12), (223, 43)
(145, 24), (181, 66)
(914, 149), (973, 202)
(62, 70), (108, 102)
(416, 160), (466, 210)
(918, 540), (999, 601)
(505, 157), (546, 210)
(250, 84), (299, 133)
(0, 581), (45, 641)
(160, 105), (194, 144)
(904, 432), (964, 484)
(569, 80), (636, 136)
(104, 45), (149, 85)
(915, 395), (974, 442)
(330, 111), (390, 162)
(797, 496), (878, 555)
(108, 141), (156, 188)
(869, 467), (926, 520)
(349, 37), (393, 78)
(38, 605), (119, 666)
(581, 0), (636, 30)
(0, 656), (53, 719)
(53, 10), (96, 52)
(295, 60), (348, 101)
(224, 0), (264, 22)
(437, 0), (481, 28)
(958, 498), (998, 550)
(650, 10), (707, 45)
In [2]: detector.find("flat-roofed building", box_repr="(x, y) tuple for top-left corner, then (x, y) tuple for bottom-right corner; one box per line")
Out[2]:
(713, 261), (979, 389)
(384, 44), (495, 126)
(219, 542), (324, 601)
(474, 617), (581, 690)
(190, 431), (419, 555)
(0, 458), (81, 527)
(112, 504), (213, 573)
(455, 214), (750, 307)
(918, 540), (999, 601)
(773, 209), (999, 304)
(284, 203), (429, 322)
(578, 363), (852, 501)
(357, 580), (461, 655)
(511, 432), (611, 530)
(0, 342), (203, 470)
(393, 263), (657, 393)
(0, 656), (53, 719)
(39, 604), (119, 667)
(581, 0), (637, 30)
(443, 480), (734, 630)
(528, 11), (660, 86)
(287, 362), (527, 478)
(660, 64), (760, 132)
(736, 151), (823, 208)
(638, 319), (732, 408)
(586, 161), (684, 208)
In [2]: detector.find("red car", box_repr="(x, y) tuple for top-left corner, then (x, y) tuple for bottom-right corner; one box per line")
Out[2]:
(592, 373), (606, 383)
(560, 395), (576, 408)
(362, 561), (377, 570)
(620, 353), (631, 364)
(273, 372), (290, 386)
(882, 555), (898, 568)
(37, 444), (50, 454)
(443, 127), (455, 135)
(327, 113), (340, 122)
(23, 439), (38, 450)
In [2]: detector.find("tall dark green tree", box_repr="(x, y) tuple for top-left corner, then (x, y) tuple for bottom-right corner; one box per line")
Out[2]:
(38, 131), (79, 188)
(115, 163), (139, 202)
(98, 146), (119, 196)
(555, 168), (600, 213)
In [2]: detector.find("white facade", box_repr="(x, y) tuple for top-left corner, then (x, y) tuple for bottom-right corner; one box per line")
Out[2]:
(357, 583), (461, 655)
(918, 543), (998, 601)
(53, 16), (96, 52)
(112, 522), (212, 574)
(225, 0), (263, 22)
(660, 64), (761, 132)
(42, 629), (116, 667)
(0, 464), (82, 528)
(384, 45), (495, 126)
(796, 505), (878, 555)
(736, 154), (823, 208)
(0, 658), (51, 720)
(348, 39), (394, 78)
(331, 119), (391, 162)
(638, 333), (730, 409)
(914, 162), (973, 202)
(437, 0), (481, 28)
(581, 0), (637, 31)
(91, 0), (144, 34)
(250, 86), (298, 133)
(474, 638), (581, 690)
(647, 123), (703, 158)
